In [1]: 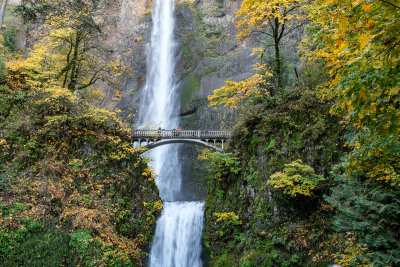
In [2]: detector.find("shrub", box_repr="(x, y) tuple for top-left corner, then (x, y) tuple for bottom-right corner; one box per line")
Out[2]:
(0, 220), (71, 266)
(268, 160), (325, 197)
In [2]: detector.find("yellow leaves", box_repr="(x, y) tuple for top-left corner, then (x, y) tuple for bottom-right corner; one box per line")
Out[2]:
(335, 233), (373, 266)
(214, 212), (241, 224)
(362, 4), (372, 12)
(141, 166), (154, 179)
(358, 33), (373, 49)
(251, 47), (264, 57)
(208, 63), (272, 108)
(268, 160), (324, 197)
(366, 19), (375, 29)
(0, 138), (10, 150)
(328, 0), (338, 6)
(351, 0), (363, 7)
(5, 59), (26, 73)
(304, 0), (400, 136)
(236, 0), (307, 41)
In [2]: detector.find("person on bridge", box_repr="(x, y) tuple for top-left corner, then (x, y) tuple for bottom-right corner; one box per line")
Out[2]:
(177, 127), (182, 136)
(172, 128), (176, 136)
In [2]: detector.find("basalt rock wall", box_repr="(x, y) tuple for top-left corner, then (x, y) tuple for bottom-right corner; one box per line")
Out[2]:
(104, 0), (256, 129)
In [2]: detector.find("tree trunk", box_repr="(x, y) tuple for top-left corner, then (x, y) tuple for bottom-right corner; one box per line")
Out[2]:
(274, 42), (283, 93)
(0, 0), (8, 30)
(273, 17), (283, 94)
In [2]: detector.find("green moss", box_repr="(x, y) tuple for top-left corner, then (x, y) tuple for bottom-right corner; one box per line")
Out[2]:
(181, 43), (193, 57)
(179, 72), (201, 109)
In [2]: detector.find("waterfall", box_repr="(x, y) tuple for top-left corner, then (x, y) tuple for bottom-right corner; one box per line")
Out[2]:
(149, 202), (204, 267)
(137, 0), (205, 266)
(138, 0), (181, 201)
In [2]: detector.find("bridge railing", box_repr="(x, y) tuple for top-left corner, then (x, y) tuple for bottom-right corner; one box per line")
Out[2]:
(132, 130), (232, 140)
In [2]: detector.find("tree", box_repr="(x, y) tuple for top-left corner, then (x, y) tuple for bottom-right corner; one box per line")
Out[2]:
(304, 0), (400, 263)
(327, 177), (400, 266)
(208, 63), (272, 108)
(303, 0), (400, 185)
(10, 0), (122, 93)
(0, 0), (8, 29)
(15, 0), (55, 23)
(236, 0), (306, 93)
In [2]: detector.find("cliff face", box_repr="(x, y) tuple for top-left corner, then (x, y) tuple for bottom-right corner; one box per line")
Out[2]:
(98, 0), (257, 203)
(103, 0), (255, 128)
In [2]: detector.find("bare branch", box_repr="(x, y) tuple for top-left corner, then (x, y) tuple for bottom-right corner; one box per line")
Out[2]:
(282, 23), (305, 37)
(379, 0), (400, 9)
(251, 30), (274, 38)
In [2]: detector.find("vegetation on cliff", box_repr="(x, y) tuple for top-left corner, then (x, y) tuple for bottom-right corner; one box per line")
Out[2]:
(203, 0), (400, 266)
(0, 1), (160, 265)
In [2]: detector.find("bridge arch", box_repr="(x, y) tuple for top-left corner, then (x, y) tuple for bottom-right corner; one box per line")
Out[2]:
(132, 129), (231, 152)
(143, 139), (223, 152)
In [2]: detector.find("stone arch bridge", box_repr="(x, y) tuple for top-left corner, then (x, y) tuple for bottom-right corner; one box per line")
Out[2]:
(132, 130), (232, 152)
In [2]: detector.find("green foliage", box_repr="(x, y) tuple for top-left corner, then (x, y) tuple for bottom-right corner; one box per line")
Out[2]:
(304, 0), (400, 186)
(3, 27), (18, 52)
(327, 177), (400, 266)
(213, 212), (242, 238)
(0, 220), (71, 266)
(0, 60), (7, 83)
(204, 85), (343, 265)
(214, 254), (235, 266)
(199, 150), (241, 202)
(268, 160), (325, 197)
(69, 229), (103, 266)
(199, 149), (241, 182)
(232, 87), (345, 178)
(15, 0), (56, 23)
(302, 1), (400, 264)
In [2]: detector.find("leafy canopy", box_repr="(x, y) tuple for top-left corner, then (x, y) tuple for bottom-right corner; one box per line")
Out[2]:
(236, 0), (307, 91)
(304, 0), (400, 135)
(208, 63), (271, 108)
(303, 0), (400, 186)
(9, 0), (123, 93)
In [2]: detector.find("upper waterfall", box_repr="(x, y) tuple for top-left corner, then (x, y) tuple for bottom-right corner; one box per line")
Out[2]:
(139, 0), (178, 129)
(137, 0), (182, 201)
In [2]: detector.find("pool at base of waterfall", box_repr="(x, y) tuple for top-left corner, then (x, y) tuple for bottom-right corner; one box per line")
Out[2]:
(149, 201), (205, 267)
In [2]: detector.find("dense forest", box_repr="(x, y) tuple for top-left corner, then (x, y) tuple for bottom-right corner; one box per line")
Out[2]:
(0, 0), (399, 266)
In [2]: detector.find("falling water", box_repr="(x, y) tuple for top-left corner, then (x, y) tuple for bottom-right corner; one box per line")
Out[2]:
(149, 202), (204, 267)
(137, 0), (204, 266)
(138, 0), (181, 201)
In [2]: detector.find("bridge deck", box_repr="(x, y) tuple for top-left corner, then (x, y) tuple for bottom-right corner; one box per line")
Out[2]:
(132, 130), (231, 140)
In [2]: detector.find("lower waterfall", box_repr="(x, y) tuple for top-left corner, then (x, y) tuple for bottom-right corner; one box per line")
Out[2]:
(149, 202), (204, 267)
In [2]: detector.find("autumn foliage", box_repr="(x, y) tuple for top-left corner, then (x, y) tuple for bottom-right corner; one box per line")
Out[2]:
(0, 5), (159, 264)
(205, 0), (400, 265)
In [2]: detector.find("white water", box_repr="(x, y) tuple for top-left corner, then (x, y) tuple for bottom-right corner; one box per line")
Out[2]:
(138, 0), (205, 266)
(138, 0), (181, 201)
(149, 202), (204, 267)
